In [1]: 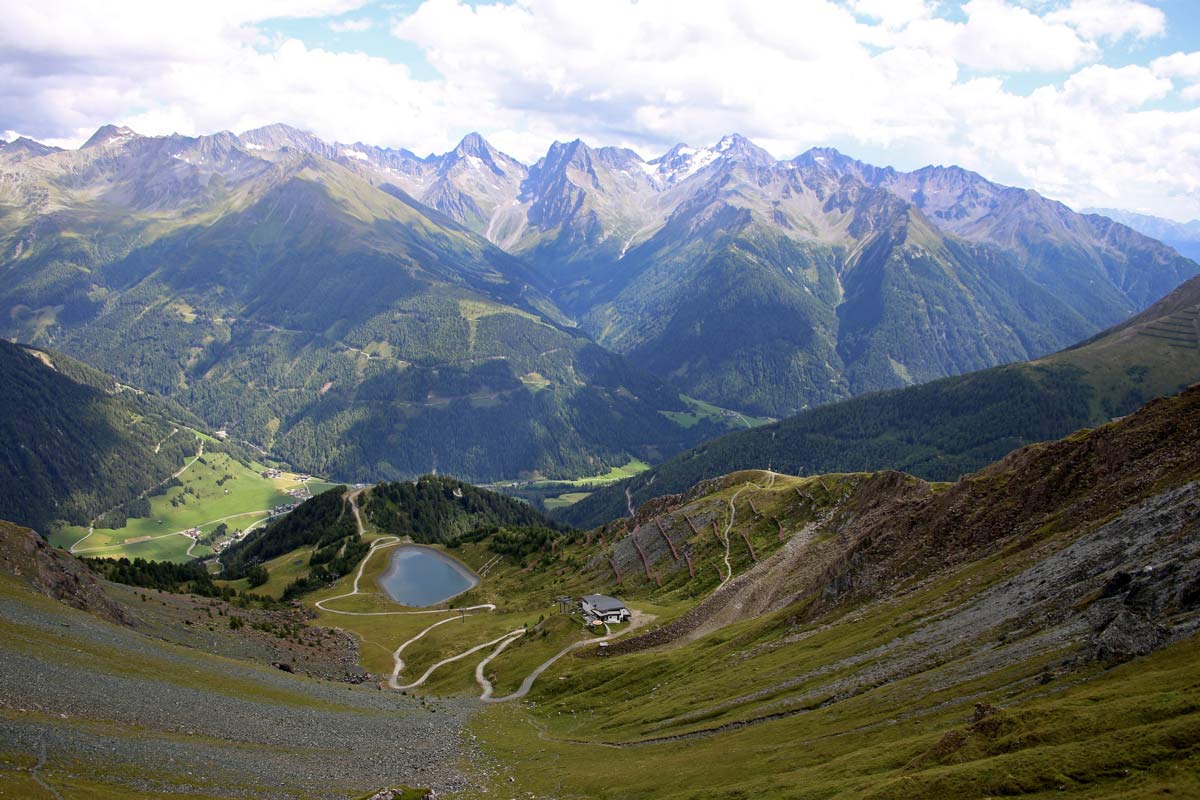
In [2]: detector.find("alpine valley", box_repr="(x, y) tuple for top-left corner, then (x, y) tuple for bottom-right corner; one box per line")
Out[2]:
(3, 121), (1200, 800)
(2, 125), (1195, 487)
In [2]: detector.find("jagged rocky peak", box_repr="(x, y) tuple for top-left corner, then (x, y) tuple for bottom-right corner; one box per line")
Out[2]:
(793, 146), (855, 168)
(453, 131), (493, 158)
(644, 134), (774, 185)
(526, 138), (604, 188)
(440, 131), (514, 176)
(646, 142), (720, 185)
(544, 138), (595, 169)
(82, 124), (140, 149)
(711, 132), (775, 167)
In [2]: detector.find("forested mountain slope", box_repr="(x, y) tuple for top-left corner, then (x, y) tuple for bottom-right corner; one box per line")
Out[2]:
(0, 339), (201, 532)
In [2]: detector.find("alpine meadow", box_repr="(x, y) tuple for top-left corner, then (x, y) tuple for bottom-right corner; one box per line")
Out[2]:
(2, 1), (1200, 798)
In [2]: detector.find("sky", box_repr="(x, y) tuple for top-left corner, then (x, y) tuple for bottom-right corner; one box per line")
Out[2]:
(1, 0), (1199, 220)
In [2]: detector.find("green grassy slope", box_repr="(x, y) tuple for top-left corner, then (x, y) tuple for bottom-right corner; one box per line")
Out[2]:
(563, 275), (1200, 529)
(4, 383), (1199, 798)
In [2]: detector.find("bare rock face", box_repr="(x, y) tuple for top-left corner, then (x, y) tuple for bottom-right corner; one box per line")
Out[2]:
(0, 521), (128, 625)
(1089, 604), (1167, 662)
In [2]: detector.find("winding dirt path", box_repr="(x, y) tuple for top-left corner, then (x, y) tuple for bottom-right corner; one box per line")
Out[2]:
(478, 610), (652, 703)
(718, 471), (777, 588)
(395, 628), (526, 691)
(314, 511), (642, 701)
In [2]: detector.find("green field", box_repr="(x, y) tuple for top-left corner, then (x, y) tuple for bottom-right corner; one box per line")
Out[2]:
(48, 450), (320, 563)
(544, 458), (651, 487)
(542, 491), (593, 510)
(490, 457), (653, 511)
(662, 395), (774, 429)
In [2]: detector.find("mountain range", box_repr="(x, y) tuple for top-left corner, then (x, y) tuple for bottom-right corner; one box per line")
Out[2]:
(1, 124), (1196, 481)
(1084, 207), (1200, 263)
(0, 125), (735, 483)
(224, 125), (1196, 415)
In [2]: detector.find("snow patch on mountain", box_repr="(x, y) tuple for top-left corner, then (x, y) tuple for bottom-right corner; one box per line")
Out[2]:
(645, 145), (719, 186)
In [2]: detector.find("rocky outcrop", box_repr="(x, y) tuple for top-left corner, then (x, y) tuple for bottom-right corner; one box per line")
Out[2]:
(0, 521), (128, 624)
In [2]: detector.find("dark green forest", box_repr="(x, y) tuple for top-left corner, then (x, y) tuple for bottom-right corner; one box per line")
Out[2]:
(0, 339), (202, 532)
(365, 475), (565, 544)
(219, 486), (354, 579)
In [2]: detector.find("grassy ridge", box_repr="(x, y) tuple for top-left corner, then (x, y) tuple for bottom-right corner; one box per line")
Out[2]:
(465, 634), (1200, 799)
(452, 386), (1200, 797)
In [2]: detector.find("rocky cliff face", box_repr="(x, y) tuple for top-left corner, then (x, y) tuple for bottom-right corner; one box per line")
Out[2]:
(0, 520), (128, 624)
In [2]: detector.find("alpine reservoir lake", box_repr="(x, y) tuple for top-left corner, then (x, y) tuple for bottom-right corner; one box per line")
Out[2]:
(377, 545), (479, 606)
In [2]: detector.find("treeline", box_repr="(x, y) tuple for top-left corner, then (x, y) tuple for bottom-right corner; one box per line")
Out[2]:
(365, 475), (566, 544)
(85, 556), (227, 597)
(94, 496), (153, 530)
(280, 537), (371, 601)
(218, 485), (377, 600)
(449, 524), (570, 560)
(85, 556), (283, 608)
(562, 363), (1107, 529)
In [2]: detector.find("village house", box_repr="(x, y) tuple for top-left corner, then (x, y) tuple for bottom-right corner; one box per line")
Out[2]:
(580, 594), (631, 625)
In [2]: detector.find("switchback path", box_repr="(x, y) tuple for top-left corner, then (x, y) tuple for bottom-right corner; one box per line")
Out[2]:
(478, 610), (652, 703)
(718, 471), (777, 588)
(314, 510), (645, 702)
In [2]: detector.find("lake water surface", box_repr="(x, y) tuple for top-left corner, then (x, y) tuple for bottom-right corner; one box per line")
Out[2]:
(377, 545), (478, 607)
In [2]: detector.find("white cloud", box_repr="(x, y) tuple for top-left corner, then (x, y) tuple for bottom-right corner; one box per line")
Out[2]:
(1151, 51), (1200, 107)
(1153, 51), (1200, 81)
(1047, 0), (1166, 42)
(848, 0), (934, 29)
(897, 0), (1098, 72)
(1062, 64), (1172, 109)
